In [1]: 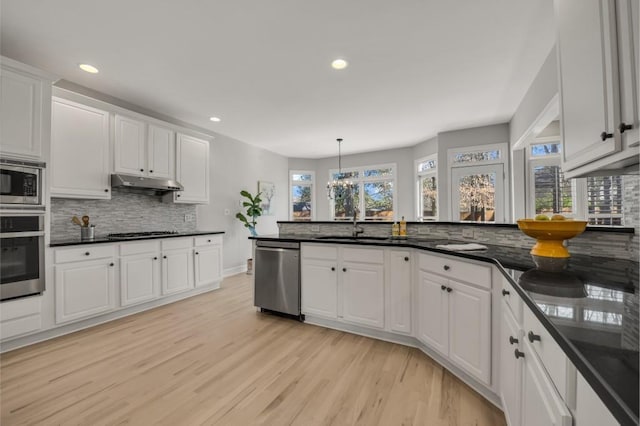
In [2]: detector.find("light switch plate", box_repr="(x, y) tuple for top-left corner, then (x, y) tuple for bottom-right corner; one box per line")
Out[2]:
(311, 225), (320, 232)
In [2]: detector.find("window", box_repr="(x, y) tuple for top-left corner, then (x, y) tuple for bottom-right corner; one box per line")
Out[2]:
(416, 156), (438, 221)
(526, 142), (624, 225)
(289, 171), (314, 221)
(329, 164), (396, 221)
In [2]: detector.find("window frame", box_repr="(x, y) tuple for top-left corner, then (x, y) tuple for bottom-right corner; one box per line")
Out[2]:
(328, 162), (397, 221)
(415, 154), (438, 221)
(289, 170), (315, 221)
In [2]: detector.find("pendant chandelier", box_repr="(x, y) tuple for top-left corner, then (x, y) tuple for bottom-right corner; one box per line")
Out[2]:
(327, 138), (356, 200)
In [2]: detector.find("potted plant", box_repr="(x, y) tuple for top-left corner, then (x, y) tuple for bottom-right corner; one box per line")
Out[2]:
(235, 190), (263, 237)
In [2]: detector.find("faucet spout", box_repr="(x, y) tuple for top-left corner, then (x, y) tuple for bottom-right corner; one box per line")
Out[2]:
(352, 208), (364, 238)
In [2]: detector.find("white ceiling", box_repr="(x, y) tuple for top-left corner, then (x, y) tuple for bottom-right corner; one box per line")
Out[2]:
(1, 0), (555, 158)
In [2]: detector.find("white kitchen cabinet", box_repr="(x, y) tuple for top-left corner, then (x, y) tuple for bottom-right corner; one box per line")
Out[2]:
(161, 249), (194, 295)
(341, 260), (384, 329)
(120, 253), (159, 307)
(55, 258), (116, 324)
(0, 296), (42, 340)
(114, 114), (146, 176)
(51, 97), (111, 199)
(386, 250), (412, 334)
(500, 301), (523, 426)
(173, 133), (209, 204)
(555, 0), (639, 177)
(417, 270), (449, 355)
(194, 246), (222, 289)
(521, 339), (573, 426)
(574, 372), (618, 426)
(301, 258), (338, 319)
(147, 124), (174, 179)
(0, 57), (54, 160)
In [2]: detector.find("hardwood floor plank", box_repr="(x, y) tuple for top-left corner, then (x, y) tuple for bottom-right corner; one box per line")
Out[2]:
(1, 273), (505, 425)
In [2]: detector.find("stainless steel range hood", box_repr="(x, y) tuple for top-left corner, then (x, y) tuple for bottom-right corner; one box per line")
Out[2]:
(111, 174), (183, 195)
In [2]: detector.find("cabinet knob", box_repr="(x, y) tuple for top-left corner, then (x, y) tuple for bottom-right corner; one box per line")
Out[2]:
(177, 194), (181, 197)
(331, 267), (335, 271)
(618, 122), (633, 133)
(109, 262), (114, 267)
(208, 239), (212, 243)
(85, 252), (90, 256)
(149, 170), (154, 173)
(342, 267), (347, 272)
(600, 131), (613, 141)
(514, 349), (525, 359)
(509, 336), (518, 345)
(195, 252), (199, 255)
(502, 289), (510, 296)
(443, 265), (450, 271)
(446, 287), (452, 293)
(163, 255), (167, 259)
(140, 168), (144, 172)
(528, 331), (541, 343)
(104, 189), (109, 192)
(441, 285), (446, 291)
(153, 257), (158, 260)
(404, 256), (409, 262)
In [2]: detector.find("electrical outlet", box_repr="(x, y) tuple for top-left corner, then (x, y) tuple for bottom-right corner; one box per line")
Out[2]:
(462, 228), (474, 239)
(311, 225), (320, 232)
(417, 226), (430, 234)
(184, 214), (195, 222)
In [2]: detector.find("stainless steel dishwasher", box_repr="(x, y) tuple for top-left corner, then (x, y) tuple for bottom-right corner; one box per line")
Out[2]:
(254, 240), (302, 319)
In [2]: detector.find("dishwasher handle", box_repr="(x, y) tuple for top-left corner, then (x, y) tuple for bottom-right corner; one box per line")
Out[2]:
(256, 247), (298, 253)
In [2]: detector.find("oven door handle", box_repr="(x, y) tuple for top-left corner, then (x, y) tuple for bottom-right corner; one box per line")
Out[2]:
(0, 231), (45, 238)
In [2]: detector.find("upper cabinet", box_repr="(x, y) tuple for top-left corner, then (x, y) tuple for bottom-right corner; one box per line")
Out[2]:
(0, 57), (56, 161)
(555, 0), (639, 178)
(172, 133), (210, 204)
(51, 97), (111, 199)
(114, 115), (175, 179)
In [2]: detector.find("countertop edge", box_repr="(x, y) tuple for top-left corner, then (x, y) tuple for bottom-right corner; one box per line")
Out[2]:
(251, 235), (638, 426)
(50, 231), (225, 247)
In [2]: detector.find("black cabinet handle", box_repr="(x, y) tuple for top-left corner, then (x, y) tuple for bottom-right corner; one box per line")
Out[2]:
(528, 331), (541, 343)
(443, 265), (450, 271)
(85, 252), (90, 256)
(509, 336), (518, 345)
(149, 170), (154, 173)
(177, 194), (181, 197)
(502, 289), (510, 296)
(195, 252), (199, 255)
(446, 287), (452, 293)
(514, 349), (525, 359)
(153, 257), (158, 260)
(619, 122), (633, 133)
(404, 256), (409, 262)
(331, 267), (335, 271)
(163, 255), (167, 259)
(109, 262), (114, 267)
(600, 131), (613, 141)
(104, 189), (109, 192)
(342, 267), (347, 272)
(140, 168), (144, 172)
(440, 285), (446, 291)
(208, 239), (212, 243)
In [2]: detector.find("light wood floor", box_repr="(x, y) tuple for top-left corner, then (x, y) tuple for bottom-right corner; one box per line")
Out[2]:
(1, 273), (506, 426)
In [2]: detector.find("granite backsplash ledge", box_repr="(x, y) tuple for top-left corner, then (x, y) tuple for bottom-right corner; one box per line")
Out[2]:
(50, 189), (197, 240)
(277, 221), (637, 260)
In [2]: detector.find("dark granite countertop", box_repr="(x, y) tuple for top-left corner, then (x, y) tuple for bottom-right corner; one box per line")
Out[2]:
(252, 234), (639, 426)
(50, 231), (225, 247)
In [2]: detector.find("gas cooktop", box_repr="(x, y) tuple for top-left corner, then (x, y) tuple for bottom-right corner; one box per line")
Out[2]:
(107, 231), (179, 240)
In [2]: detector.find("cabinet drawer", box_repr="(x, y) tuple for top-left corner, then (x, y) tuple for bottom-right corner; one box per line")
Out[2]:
(419, 252), (491, 289)
(342, 246), (384, 264)
(0, 315), (41, 340)
(1, 295), (41, 321)
(501, 277), (523, 324)
(161, 238), (192, 251)
(194, 235), (222, 247)
(55, 245), (115, 263)
(523, 306), (568, 399)
(302, 244), (337, 260)
(119, 241), (159, 256)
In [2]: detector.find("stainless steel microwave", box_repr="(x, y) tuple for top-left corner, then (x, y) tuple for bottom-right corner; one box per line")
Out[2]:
(0, 159), (44, 208)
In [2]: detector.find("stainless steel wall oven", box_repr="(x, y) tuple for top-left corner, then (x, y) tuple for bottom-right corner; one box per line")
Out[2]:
(0, 215), (45, 301)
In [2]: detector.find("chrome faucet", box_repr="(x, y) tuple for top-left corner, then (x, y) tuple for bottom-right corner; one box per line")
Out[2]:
(352, 207), (364, 238)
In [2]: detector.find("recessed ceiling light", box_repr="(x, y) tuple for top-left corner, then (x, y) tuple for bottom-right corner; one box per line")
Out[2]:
(209, 116), (221, 122)
(331, 59), (348, 70)
(79, 63), (99, 74)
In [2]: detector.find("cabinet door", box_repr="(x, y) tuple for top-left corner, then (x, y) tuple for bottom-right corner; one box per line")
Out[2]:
(51, 97), (111, 199)
(448, 280), (491, 385)
(501, 303), (523, 426)
(147, 124), (174, 179)
(55, 259), (115, 323)
(175, 133), (209, 204)
(162, 249), (194, 295)
(522, 340), (573, 426)
(0, 67), (42, 159)
(194, 246), (222, 288)
(387, 251), (412, 334)
(114, 115), (146, 176)
(617, 0), (639, 148)
(417, 270), (449, 355)
(301, 258), (338, 319)
(341, 261), (384, 329)
(120, 254), (159, 307)
(556, 0), (621, 171)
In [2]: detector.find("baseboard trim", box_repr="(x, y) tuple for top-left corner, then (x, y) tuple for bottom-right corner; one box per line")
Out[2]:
(224, 264), (247, 277)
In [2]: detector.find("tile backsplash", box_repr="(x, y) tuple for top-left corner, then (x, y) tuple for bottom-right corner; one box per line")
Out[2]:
(50, 189), (197, 241)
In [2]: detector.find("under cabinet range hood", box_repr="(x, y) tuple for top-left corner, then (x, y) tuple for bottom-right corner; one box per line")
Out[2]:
(110, 174), (183, 195)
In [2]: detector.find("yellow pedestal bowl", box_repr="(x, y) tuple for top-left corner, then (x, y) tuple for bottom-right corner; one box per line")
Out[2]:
(516, 219), (588, 258)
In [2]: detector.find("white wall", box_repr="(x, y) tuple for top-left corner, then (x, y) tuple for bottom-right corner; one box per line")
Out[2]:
(197, 134), (288, 273)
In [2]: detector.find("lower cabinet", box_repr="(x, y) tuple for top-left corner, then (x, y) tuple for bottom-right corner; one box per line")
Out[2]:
(301, 257), (338, 318)
(120, 253), (159, 307)
(341, 260), (384, 329)
(55, 258), (116, 324)
(194, 245), (222, 289)
(0, 296), (42, 339)
(162, 249), (194, 295)
(500, 302), (523, 426)
(386, 250), (412, 334)
(417, 267), (491, 385)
